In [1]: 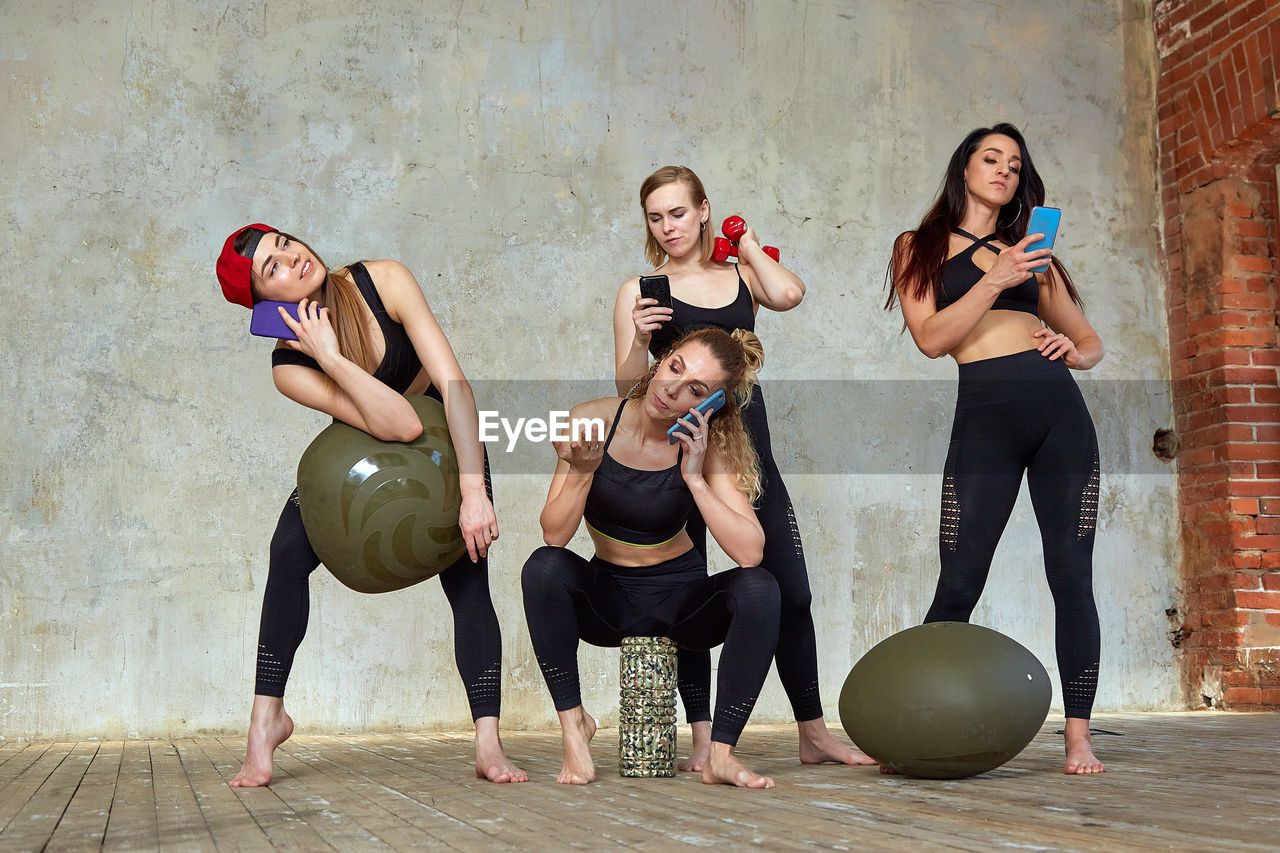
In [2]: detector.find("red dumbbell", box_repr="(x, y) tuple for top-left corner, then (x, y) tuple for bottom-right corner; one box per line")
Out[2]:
(712, 215), (781, 263)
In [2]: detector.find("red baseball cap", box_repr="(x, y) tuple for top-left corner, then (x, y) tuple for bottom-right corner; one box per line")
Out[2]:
(216, 223), (276, 308)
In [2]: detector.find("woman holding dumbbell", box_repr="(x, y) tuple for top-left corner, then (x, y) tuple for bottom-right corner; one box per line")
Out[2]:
(215, 224), (526, 787)
(612, 166), (875, 769)
(885, 123), (1106, 774)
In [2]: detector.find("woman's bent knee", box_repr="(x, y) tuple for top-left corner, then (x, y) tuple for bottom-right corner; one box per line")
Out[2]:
(729, 566), (781, 615)
(521, 545), (577, 594)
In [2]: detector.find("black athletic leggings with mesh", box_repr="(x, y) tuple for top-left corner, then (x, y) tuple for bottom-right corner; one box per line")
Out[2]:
(521, 546), (780, 746)
(253, 470), (503, 720)
(923, 348), (1101, 719)
(676, 384), (822, 724)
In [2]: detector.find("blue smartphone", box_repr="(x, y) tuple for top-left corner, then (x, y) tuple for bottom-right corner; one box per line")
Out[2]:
(667, 389), (727, 445)
(1025, 206), (1061, 274)
(250, 300), (301, 340)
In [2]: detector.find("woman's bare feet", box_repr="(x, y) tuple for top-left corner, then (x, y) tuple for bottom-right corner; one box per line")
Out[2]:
(229, 695), (294, 788)
(555, 706), (597, 784)
(473, 716), (528, 783)
(797, 717), (877, 765)
(702, 742), (774, 788)
(1064, 717), (1106, 774)
(678, 720), (711, 772)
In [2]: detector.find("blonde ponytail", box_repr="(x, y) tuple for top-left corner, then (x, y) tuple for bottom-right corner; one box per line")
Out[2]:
(731, 328), (764, 379)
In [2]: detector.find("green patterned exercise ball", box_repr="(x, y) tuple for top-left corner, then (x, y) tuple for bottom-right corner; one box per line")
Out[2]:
(296, 395), (467, 593)
(838, 622), (1051, 779)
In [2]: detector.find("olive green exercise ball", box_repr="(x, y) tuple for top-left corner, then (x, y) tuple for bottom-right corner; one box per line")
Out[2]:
(838, 622), (1051, 779)
(296, 395), (467, 593)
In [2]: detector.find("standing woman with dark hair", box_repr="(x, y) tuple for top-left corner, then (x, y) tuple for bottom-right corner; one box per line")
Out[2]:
(886, 124), (1106, 774)
(215, 224), (525, 786)
(613, 167), (874, 770)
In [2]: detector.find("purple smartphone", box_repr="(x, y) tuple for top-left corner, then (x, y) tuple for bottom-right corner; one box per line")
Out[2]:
(249, 300), (301, 340)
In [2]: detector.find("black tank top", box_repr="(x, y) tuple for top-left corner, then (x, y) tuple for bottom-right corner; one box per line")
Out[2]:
(270, 262), (427, 395)
(583, 400), (695, 547)
(647, 267), (755, 358)
(938, 229), (1039, 316)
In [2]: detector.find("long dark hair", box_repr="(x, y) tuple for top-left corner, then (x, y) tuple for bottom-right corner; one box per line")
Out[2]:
(234, 229), (378, 374)
(884, 122), (1080, 310)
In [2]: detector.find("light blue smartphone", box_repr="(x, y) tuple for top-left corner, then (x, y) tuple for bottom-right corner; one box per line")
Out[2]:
(1025, 206), (1061, 274)
(667, 389), (727, 445)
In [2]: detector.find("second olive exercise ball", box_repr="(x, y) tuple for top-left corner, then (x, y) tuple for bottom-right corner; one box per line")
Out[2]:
(838, 622), (1051, 778)
(296, 395), (467, 593)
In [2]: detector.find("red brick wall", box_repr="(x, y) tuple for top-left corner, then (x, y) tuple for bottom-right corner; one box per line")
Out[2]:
(1155, 0), (1280, 708)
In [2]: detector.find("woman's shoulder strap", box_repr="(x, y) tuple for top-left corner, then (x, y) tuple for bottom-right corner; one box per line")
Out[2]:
(602, 398), (628, 449)
(950, 228), (1002, 254)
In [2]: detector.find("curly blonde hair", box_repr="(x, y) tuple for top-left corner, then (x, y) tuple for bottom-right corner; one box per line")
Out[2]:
(627, 327), (764, 502)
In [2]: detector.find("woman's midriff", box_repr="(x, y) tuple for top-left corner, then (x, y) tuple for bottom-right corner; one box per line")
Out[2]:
(588, 527), (697, 567)
(950, 309), (1043, 364)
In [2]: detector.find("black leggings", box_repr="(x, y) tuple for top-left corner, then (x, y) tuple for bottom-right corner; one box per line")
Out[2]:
(678, 384), (821, 724)
(923, 349), (1101, 719)
(254, 488), (503, 720)
(520, 546), (780, 746)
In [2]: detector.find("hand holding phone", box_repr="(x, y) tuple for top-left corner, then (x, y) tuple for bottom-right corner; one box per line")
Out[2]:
(1024, 206), (1061, 274)
(250, 300), (302, 340)
(639, 274), (673, 310)
(667, 389), (727, 445)
(634, 274), (673, 343)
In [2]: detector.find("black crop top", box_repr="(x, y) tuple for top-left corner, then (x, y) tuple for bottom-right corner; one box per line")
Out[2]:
(938, 229), (1039, 316)
(583, 400), (696, 547)
(270, 262), (428, 396)
(647, 268), (755, 358)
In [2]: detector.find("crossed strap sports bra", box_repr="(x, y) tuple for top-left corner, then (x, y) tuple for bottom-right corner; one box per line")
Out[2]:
(270, 262), (426, 395)
(583, 400), (696, 547)
(938, 228), (1039, 316)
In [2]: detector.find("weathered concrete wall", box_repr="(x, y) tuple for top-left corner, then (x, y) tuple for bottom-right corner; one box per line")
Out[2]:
(1, 0), (1180, 740)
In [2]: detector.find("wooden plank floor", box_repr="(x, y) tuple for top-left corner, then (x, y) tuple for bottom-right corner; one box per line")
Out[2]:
(1, 712), (1277, 851)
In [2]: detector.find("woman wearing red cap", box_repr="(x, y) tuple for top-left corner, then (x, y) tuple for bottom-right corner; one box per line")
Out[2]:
(215, 224), (525, 786)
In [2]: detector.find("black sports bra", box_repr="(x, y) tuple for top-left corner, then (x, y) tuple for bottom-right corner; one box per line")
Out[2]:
(938, 229), (1039, 316)
(647, 267), (755, 358)
(271, 262), (428, 396)
(583, 400), (695, 547)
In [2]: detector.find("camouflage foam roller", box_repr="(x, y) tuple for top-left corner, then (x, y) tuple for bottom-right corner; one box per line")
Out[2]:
(618, 636), (678, 778)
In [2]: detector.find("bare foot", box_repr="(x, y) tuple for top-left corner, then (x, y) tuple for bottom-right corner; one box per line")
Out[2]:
(797, 717), (877, 765)
(473, 716), (528, 783)
(229, 695), (293, 788)
(678, 721), (711, 772)
(702, 742), (774, 788)
(555, 706), (597, 785)
(1063, 718), (1106, 775)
